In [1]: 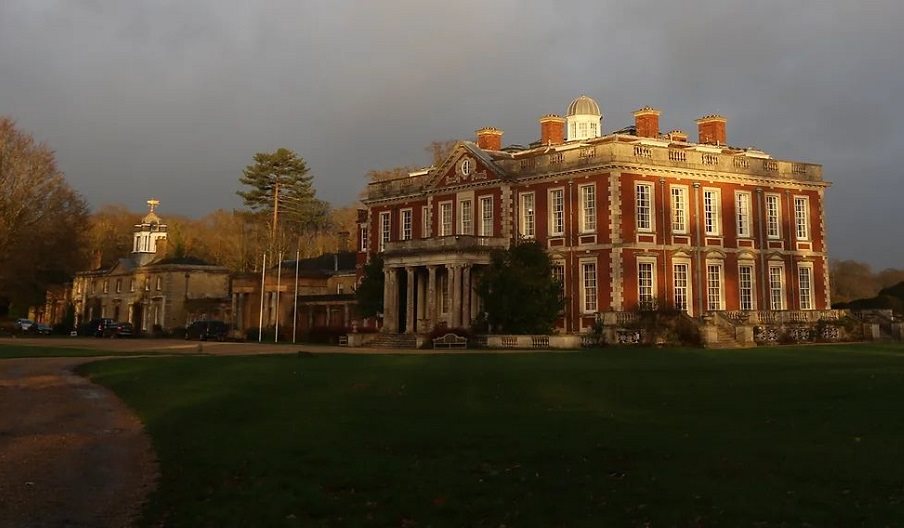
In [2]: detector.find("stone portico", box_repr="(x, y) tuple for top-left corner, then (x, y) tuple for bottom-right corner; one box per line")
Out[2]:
(381, 235), (508, 334)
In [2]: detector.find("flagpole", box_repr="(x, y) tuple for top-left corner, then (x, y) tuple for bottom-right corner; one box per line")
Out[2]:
(258, 252), (266, 343)
(292, 247), (300, 343)
(275, 251), (282, 343)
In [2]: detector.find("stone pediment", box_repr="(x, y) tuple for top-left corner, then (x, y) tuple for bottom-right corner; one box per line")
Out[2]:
(425, 142), (508, 190)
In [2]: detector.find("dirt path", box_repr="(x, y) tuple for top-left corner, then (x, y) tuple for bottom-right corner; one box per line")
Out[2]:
(0, 357), (157, 528)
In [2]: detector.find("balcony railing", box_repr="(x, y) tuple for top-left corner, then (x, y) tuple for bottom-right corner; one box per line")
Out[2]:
(500, 141), (822, 183)
(716, 309), (848, 325)
(366, 140), (823, 201)
(384, 235), (509, 254)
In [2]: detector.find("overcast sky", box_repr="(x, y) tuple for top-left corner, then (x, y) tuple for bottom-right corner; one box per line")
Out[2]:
(2, 1), (903, 267)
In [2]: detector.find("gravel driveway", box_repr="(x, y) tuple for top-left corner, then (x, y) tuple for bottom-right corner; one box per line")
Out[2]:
(0, 357), (157, 528)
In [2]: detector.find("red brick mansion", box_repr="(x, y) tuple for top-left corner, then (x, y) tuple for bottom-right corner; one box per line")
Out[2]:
(359, 95), (830, 338)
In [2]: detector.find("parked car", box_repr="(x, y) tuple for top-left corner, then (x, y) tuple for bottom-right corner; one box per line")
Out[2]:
(28, 322), (53, 336)
(103, 321), (135, 338)
(78, 318), (116, 337)
(185, 320), (229, 341)
(15, 318), (34, 331)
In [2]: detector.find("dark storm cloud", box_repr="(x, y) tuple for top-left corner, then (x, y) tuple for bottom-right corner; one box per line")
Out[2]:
(1, 0), (903, 267)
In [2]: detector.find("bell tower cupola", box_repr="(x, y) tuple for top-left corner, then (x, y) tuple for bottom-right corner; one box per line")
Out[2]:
(132, 199), (168, 260)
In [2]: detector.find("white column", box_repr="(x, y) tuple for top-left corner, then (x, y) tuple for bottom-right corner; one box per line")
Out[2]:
(427, 265), (437, 331)
(416, 268), (426, 326)
(461, 264), (472, 327)
(470, 266), (480, 325)
(382, 269), (392, 333)
(405, 267), (416, 334)
(384, 268), (399, 333)
(450, 264), (461, 328)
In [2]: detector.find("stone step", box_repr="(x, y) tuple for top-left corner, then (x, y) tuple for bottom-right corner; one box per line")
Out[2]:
(368, 333), (418, 349)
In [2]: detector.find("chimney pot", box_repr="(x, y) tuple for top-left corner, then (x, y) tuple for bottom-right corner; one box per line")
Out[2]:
(538, 114), (566, 146)
(668, 129), (688, 142)
(475, 127), (503, 151)
(695, 115), (727, 145)
(632, 107), (661, 138)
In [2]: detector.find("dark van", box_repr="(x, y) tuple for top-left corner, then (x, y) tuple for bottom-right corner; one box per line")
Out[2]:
(185, 320), (229, 341)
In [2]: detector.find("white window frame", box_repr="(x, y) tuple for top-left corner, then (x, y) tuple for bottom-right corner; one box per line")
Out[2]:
(459, 199), (473, 235)
(479, 196), (493, 237)
(670, 185), (688, 234)
(551, 261), (565, 302)
(703, 188), (721, 236)
(738, 262), (756, 311)
(520, 192), (535, 238)
(635, 182), (654, 232)
(379, 211), (391, 252)
(359, 225), (368, 251)
(421, 206), (429, 238)
(706, 261), (724, 311)
(637, 258), (657, 310)
(400, 208), (412, 241)
(736, 191), (752, 238)
(765, 193), (781, 239)
(769, 264), (786, 310)
(549, 188), (565, 236)
(580, 260), (598, 313)
(794, 196), (810, 241)
(579, 184), (596, 233)
(672, 260), (692, 315)
(798, 263), (814, 310)
(439, 201), (453, 237)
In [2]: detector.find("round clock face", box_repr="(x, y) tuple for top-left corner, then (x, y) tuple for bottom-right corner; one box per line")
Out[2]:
(459, 158), (471, 176)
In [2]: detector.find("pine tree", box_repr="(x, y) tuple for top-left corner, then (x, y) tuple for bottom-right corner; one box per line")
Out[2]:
(237, 148), (329, 252)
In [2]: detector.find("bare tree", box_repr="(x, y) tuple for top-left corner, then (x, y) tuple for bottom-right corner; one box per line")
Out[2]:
(85, 204), (140, 268)
(0, 117), (89, 314)
(425, 139), (458, 165)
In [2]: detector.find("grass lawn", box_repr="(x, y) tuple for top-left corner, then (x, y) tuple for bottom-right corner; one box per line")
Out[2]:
(81, 344), (904, 527)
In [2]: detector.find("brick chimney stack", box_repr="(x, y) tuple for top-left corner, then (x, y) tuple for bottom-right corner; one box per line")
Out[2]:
(633, 107), (661, 138)
(337, 230), (350, 252)
(668, 129), (688, 142)
(695, 115), (727, 145)
(475, 127), (503, 151)
(539, 114), (566, 146)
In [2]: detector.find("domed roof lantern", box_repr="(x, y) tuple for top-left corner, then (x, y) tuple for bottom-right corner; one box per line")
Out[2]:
(567, 95), (601, 117)
(565, 95), (603, 141)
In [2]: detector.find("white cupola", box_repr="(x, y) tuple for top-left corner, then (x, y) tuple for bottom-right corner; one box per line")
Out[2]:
(132, 199), (168, 256)
(565, 95), (603, 141)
